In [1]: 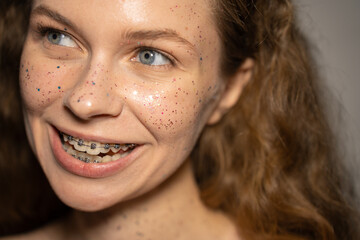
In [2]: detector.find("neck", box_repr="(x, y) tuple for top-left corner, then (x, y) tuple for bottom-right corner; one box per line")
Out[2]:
(53, 159), (238, 240)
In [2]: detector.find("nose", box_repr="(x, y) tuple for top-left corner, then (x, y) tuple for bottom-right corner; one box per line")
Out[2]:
(63, 64), (123, 120)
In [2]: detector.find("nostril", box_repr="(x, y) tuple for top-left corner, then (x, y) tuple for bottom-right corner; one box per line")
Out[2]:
(63, 89), (124, 120)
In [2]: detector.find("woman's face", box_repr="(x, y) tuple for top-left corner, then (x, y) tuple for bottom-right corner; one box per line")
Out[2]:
(20, 0), (225, 211)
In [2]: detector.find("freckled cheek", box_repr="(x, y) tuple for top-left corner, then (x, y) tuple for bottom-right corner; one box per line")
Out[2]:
(127, 85), (206, 136)
(19, 61), (72, 112)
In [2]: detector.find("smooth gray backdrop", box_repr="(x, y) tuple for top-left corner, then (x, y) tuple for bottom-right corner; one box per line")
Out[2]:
(296, 0), (360, 204)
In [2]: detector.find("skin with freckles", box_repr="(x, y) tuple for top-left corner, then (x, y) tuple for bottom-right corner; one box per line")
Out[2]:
(16, 0), (251, 239)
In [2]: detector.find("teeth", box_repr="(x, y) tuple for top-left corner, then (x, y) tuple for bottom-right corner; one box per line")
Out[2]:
(73, 140), (88, 152)
(111, 153), (121, 161)
(102, 155), (112, 163)
(99, 143), (110, 154)
(62, 142), (70, 151)
(66, 145), (77, 156)
(86, 146), (101, 155)
(60, 132), (136, 164)
(77, 152), (87, 162)
(92, 156), (102, 163)
(110, 146), (120, 153)
(69, 138), (77, 146)
(121, 145), (129, 151)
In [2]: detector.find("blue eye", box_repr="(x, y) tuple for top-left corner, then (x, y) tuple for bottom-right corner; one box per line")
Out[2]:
(137, 50), (171, 66)
(47, 31), (77, 47)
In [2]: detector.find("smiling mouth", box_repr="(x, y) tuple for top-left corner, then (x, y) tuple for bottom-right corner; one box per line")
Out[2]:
(59, 132), (137, 164)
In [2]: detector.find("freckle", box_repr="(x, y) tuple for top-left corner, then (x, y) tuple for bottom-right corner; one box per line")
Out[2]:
(77, 99), (80, 102)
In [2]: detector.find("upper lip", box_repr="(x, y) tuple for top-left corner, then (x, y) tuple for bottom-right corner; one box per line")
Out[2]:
(54, 125), (141, 145)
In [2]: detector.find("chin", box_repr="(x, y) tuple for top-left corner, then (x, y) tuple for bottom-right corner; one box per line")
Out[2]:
(55, 188), (118, 212)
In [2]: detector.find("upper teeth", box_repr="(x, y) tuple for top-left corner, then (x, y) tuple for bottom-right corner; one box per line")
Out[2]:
(61, 133), (136, 156)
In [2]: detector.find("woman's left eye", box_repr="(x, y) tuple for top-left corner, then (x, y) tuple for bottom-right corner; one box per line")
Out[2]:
(135, 50), (171, 66)
(47, 31), (77, 48)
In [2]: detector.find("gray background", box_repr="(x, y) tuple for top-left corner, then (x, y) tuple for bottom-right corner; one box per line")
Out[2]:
(296, 0), (360, 205)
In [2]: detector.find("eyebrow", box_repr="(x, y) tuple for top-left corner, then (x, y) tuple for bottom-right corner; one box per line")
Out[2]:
(31, 5), (197, 54)
(31, 5), (76, 29)
(122, 29), (196, 53)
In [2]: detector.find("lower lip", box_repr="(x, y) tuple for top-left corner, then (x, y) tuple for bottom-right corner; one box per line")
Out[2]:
(50, 126), (141, 178)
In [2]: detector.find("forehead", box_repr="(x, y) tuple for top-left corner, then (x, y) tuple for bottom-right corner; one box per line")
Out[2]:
(31, 0), (219, 53)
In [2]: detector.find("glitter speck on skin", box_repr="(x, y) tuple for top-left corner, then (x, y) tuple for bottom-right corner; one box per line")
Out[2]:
(58, 86), (61, 89)
(92, 81), (96, 85)
(57, 66), (60, 69)
(86, 102), (92, 107)
(36, 88), (40, 91)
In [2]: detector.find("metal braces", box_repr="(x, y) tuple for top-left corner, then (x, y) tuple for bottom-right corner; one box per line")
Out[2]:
(65, 134), (135, 149)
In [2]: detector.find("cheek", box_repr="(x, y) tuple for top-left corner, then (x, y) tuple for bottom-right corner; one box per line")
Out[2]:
(124, 76), (218, 140)
(19, 57), (74, 113)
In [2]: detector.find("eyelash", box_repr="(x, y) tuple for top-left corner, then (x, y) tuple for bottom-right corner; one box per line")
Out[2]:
(35, 24), (177, 69)
(134, 47), (176, 67)
(36, 25), (68, 41)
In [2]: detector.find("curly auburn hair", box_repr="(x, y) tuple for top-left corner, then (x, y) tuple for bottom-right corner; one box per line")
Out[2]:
(192, 0), (359, 239)
(0, 0), (359, 239)
(0, 0), (69, 235)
